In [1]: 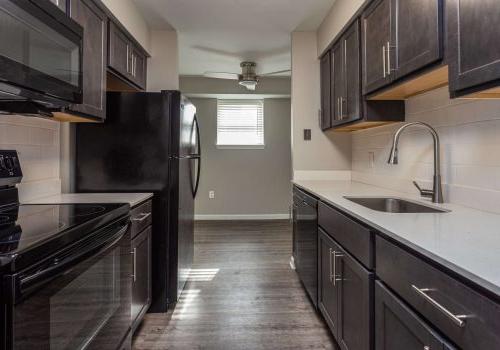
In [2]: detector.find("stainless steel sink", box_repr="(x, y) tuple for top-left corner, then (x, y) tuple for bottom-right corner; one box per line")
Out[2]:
(344, 197), (449, 213)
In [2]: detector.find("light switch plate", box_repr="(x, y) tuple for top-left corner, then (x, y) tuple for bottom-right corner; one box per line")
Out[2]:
(304, 129), (311, 141)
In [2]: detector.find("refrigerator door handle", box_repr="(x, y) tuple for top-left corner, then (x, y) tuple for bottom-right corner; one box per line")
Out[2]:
(192, 114), (201, 198)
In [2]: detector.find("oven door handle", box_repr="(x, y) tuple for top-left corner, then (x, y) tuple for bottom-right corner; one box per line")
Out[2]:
(14, 223), (129, 301)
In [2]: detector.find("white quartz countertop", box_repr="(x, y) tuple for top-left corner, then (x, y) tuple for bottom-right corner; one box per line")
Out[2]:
(293, 179), (500, 298)
(26, 193), (153, 208)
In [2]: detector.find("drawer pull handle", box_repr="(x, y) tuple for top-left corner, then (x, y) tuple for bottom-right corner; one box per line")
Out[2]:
(411, 285), (467, 327)
(132, 212), (151, 222)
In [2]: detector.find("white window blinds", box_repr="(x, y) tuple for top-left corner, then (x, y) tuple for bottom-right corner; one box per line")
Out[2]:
(216, 99), (264, 147)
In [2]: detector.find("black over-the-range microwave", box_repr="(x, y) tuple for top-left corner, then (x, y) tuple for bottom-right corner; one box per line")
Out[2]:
(0, 0), (83, 115)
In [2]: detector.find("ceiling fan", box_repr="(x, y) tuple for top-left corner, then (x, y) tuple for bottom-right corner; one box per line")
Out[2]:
(203, 62), (290, 91)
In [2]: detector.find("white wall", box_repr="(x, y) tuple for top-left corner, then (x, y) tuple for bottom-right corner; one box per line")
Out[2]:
(316, 0), (365, 56)
(147, 30), (179, 91)
(352, 87), (500, 214)
(0, 116), (61, 201)
(101, 0), (151, 52)
(291, 31), (351, 180)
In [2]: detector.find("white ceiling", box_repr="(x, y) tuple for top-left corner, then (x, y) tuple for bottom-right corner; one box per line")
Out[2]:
(132, 0), (335, 76)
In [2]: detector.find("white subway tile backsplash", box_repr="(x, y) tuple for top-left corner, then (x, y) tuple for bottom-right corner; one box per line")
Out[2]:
(0, 116), (61, 202)
(352, 86), (500, 214)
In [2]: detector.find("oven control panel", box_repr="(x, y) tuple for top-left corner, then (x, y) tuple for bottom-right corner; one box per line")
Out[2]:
(0, 150), (23, 186)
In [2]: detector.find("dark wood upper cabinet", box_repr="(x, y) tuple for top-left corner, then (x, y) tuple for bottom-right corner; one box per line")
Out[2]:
(319, 17), (404, 132)
(339, 21), (361, 125)
(108, 21), (148, 90)
(362, 0), (392, 95)
(448, 0), (500, 97)
(375, 281), (455, 350)
(320, 52), (332, 130)
(392, 0), (443, 80)
(130, 47), (147, 89)
(68, 0), (107, 120)
(331, 41), (344, 123)
(362, 0), (443, 96)
(109, 21), (133, 79)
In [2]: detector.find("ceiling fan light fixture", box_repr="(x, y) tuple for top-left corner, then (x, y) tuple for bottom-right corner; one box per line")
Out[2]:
(238, 79), (258, 90)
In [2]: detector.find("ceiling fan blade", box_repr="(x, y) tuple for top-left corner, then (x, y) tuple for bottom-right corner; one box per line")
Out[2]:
(261, 69), (291, 76)
(203, 72), (239, 80)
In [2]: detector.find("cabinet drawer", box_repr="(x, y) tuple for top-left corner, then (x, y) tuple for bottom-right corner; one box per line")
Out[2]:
(318, 202), (373, 269)
(376, 236), (500, 350)
(130, 200), (152, 237)
(375, 281), (455, 350)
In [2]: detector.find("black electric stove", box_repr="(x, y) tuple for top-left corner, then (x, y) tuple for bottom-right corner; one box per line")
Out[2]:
(0, 202), (129, 271)
(0, 150), (132, 350)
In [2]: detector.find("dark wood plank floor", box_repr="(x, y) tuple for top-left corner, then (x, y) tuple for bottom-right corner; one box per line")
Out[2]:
(133, 220), (336, 350)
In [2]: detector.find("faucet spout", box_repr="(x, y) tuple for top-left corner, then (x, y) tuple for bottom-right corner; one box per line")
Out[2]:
(387, 122), (444, 203)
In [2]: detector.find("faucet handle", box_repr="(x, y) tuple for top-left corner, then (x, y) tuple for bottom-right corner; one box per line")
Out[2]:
(413, 181), (434, 198)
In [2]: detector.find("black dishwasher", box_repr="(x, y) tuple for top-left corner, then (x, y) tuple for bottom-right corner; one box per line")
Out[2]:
(292, 187), (318, 308)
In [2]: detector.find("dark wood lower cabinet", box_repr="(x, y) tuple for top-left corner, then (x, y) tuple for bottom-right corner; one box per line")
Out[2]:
(300, 186), (499, 350)
(375, 281), (455, 350)
(131, 226), (152, 332)
(318, 229), (341, 337)
(337, 246), (373, 350)
(318, 228), (373, 350)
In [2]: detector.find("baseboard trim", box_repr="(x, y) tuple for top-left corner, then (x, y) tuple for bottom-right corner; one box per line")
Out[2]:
(195, 214), (289, 221)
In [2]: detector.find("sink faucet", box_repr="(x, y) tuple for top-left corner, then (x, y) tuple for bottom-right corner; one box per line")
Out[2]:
(387, 122), (444, 203)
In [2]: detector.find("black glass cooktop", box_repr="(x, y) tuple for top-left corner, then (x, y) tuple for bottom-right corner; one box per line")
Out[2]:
(0, 203), (129, 267)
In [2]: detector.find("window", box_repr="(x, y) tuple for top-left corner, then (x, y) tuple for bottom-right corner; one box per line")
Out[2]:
(216, 99), (264, 148)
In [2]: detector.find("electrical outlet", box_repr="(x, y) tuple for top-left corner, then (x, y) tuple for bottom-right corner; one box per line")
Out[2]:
(369, 152), (375, 169)
(209, 190), (215, 199)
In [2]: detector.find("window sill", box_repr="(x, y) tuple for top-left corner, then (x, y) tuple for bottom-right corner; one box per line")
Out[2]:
(216, 144), (265, 150)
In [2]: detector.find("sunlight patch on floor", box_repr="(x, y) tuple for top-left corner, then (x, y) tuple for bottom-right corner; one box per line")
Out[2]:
(187, 268), (220, 281)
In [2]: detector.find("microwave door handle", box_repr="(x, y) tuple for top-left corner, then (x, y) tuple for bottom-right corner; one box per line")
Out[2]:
(16, 224), (129, 300)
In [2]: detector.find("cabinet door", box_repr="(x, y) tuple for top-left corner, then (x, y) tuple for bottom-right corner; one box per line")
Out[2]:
(448, 0), (500, 93)
(109, 21), (132, 79)
(292, 201), (298, 263)
(132, 227), (152, 329)
(331, 42), (344, 123)
(336, 246), (373, 350)
(393, 0), (443, 79)
(69, 0), (107, 120)
(318, 229), (341, 338)
(320, 52), (332, 130)
(341, 20), (361, 124)
(362, 0), (392, 94)
(130, 48), (147, 90)
(375, 281), (454, 350)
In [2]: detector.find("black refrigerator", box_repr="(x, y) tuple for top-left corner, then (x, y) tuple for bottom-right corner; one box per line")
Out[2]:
(75, 90), (200, 312)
